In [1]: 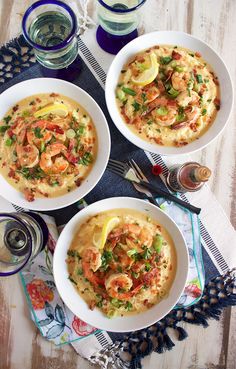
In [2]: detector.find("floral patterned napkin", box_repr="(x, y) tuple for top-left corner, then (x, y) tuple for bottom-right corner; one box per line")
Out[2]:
(20, 200), (205, 345)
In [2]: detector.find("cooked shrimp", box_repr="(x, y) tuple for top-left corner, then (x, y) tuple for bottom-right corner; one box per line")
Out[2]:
(39, 142), (69, 174)
(171, 72), (192, 91)
(151, 105), (177, 127)
(139, 228), (153, 247)
(82, 246), (102, 272)
(16, 144), (39, 168)
(105, 273), (133, 300)
(81, 247), (103, 287)
(172, 105), (201, 130)
(176, 90), (199, 107)
(144, 84), (160, 103)
(27, 120), (52, 147)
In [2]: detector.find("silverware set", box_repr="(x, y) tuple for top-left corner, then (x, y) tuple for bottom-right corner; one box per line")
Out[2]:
(107, 159), (201, 215)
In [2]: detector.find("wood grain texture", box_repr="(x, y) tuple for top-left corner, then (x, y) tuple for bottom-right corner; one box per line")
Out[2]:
(0, 1), (235, 369)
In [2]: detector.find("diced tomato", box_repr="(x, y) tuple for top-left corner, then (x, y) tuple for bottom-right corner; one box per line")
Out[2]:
(47, 124), (64, 134)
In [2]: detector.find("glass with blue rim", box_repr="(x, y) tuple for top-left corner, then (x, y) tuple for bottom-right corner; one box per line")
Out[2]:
(22, 0), (81, 81)
(96, 0), (147, 55)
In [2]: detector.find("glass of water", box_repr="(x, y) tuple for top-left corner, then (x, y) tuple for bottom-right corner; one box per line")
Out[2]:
(96, 0), (147, 54)
(0, 212), (48, 277)
(22, 0), (81, 80)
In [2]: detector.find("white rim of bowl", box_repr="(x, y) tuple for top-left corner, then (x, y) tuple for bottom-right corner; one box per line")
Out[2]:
(0, 78), (111, 211)
(105, 30), (234, 156)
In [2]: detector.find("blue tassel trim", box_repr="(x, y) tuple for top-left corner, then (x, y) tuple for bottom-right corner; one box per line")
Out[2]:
(118, 270), (236, 369)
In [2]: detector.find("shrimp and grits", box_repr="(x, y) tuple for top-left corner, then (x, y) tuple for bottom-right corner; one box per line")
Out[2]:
(116, 45), (220, 147)
(66, 209), (176, 318)
(0, 93), (97, 202)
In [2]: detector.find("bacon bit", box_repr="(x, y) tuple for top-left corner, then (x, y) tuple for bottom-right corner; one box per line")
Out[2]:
(190, 123), (198, 132)
(131, 116), (143, 129)
(157, 80), (165, 93)
(193, 68), (197, 76)
(143, 268), (159, 285)
(144, 299), (149, 306)
(172, 50), (182, 60)
(174, 140), (188, 147)
(2, 161), (6, 167)
(121, 107), (130, 124)
(167, 99), (177, 107)
(12, 104), (19, 112)
(8, 168), (19, 181)
(47, 124), (64, 134)
(214, 97), (221, 110)
(23, 188), (35, 202)
(68, 138), (76, 151)
(152, 164), (163, 176)
(49, 93), (59, 97)
(36, 97), (42, 103)
(7, 129), (14, 138)
(88, 124), (92, 131)
(154, 137), (164, 145)
(88, 300), (96, 311)
(153, 46), (160, 49)
(75, 178), (81, 187)
(92, 137), (96, 143)
(195, 51), (202, 58)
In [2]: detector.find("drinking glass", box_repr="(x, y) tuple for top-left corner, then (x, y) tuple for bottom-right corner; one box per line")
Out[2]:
(96, 0), (147, 54)
(22, 0), (81, 80)
(0, 212), (48, 277)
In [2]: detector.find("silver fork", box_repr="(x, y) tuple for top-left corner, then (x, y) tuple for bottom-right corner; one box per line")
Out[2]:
(128, 159), (160, 208)
(107, 159), (201, 214)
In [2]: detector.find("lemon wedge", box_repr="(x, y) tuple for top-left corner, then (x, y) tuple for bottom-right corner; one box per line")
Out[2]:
(34, 103), (68, 118)
(131, 52), (159, 86)
(93, 216), (120, 250)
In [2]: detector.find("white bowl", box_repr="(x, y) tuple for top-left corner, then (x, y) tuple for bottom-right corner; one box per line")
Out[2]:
(53, 197), (189, 332)
(0, 78), (111, 211)
(105, 31), (233, 155)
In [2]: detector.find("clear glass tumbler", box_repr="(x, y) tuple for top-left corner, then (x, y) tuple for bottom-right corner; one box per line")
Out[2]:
(22, 0), (81, 80)
(0, 212), (48, 277)
(96, 0), (147, 54)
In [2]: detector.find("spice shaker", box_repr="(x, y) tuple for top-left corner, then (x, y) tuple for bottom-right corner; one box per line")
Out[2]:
(166, 162), (211, 193)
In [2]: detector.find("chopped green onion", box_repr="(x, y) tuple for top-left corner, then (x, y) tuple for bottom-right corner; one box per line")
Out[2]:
(66, 128), (76, 139)
(202, 108), (207, 116)
(167, 87), (179, 98)
(145, 262), (151, 271)
(96, 300), (103, 308)
(160, 56), (172, 65)
(111, 298), (123, 308)
(40, 141), (45, 153)
(141, 92), (147, 102)
(117, 89), (126, 102)
(156, 106), (168, 116)
(127, 249), (138, 257)
(107, 309), (116, 318)
(147, 120), (153, 125)
(5, 138), (13, 146)
(34, 127), (43, 138)
(153, 234), (163, 253)
(142, 247), (152, 260)
(175, 66), (184, 73)
(125, 301), (133, 311)
(196, 74), (203, 83)
(122, 87), (137, 96)
(170, 60), (177, 68)
(117, 266), (122, 273)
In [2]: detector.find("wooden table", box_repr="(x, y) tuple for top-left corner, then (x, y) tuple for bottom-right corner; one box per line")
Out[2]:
(0, 1), (235, 368)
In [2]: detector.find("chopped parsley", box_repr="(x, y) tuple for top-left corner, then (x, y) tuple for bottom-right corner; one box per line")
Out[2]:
(79, 152), (93, 166)
(0, 126), (9, 133)
(160, 56), (172, 65)
(34, 127), (43, 138)
(132, 101), (141, 112)
(125, 301), (133, 311)
(196, 74), (203, 83)
(3, 115), (11, 124)
(122, 87), (136, 96)
(5, 138), (13, 146)
(201, 108), (207, 116)
(101, 250), (113, 270)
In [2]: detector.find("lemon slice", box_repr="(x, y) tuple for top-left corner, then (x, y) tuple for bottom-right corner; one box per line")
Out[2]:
(93, 216), (120, 250)
(34, 103), (68, 118)
(131, 52), (159, 86)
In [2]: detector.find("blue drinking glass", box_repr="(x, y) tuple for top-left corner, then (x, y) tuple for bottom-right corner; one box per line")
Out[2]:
(96, 0), (147, 54)
(22, 0), (81, 81)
